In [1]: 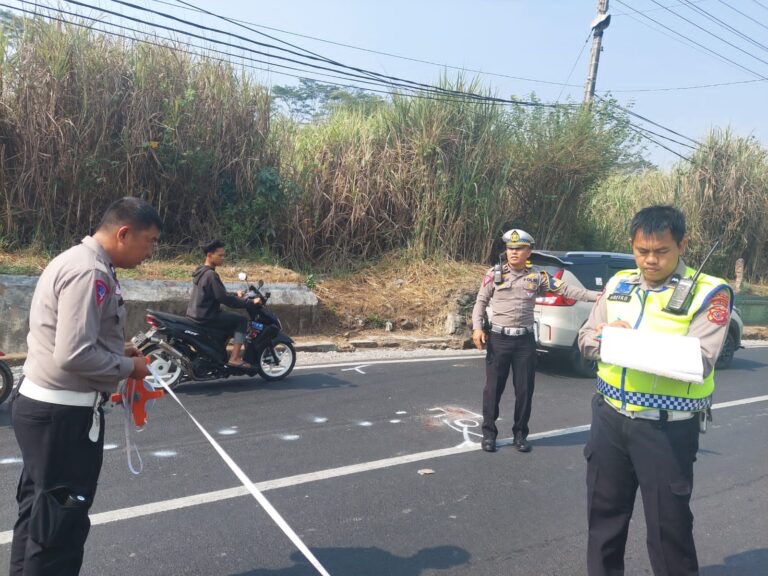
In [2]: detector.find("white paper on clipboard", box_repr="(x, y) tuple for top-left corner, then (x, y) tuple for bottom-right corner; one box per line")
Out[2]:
(600, 326), (704, 383)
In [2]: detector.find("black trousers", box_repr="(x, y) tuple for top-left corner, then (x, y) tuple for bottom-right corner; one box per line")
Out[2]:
(481, 331), (537, 440)
(198, 311), (248, 341)
(584, 394), (700, 576)
(10, 391), (105, 576)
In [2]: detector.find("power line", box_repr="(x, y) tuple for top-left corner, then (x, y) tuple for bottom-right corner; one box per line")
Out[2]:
(612, 0), (746, 70)
(646, 0), (768, 68)
(141, 0), (703, 146)
(2, 0), (703, 158)
(4, 1), (522, 106)
(613, 0), (768, 80)
(98, 0), (562, 108)
(594, 94), (702, 146)
(609, 76), (764, 92)
(717, 0), (768, 33)
(626, 124), (694, 162)
(752, 0), (768, 13)
(680, 0), (768, 55)
(3, 2), (511, 108)
(54, 0), (549, 108)
(556, 31), (591, 102)
(132, 0), (585, 90)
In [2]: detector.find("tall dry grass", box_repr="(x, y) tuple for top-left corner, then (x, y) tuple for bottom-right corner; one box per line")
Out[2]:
(276, 80), (640, 267)
(0, 19), (275, 253)
(583, 129), (768, 280)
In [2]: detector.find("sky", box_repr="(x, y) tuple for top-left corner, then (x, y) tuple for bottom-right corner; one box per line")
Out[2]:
(9, 0), (768, 167)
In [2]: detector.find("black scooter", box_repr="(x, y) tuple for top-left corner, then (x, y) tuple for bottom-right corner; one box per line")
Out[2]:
(0, 351), (13, 405)
(132, 278), (296, 389)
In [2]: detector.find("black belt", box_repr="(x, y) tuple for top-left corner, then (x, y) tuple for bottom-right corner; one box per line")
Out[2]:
(490, 324), (532, 337)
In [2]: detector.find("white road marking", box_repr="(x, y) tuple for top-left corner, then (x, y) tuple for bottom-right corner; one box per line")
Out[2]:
(2, 393), (767, 546)
(299, 354), (484, 371)
(340, 364), (370, 374)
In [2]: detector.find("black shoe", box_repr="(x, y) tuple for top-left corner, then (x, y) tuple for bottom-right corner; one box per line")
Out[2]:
(481, 438), (496, 452)
(514, 435), (532, 453)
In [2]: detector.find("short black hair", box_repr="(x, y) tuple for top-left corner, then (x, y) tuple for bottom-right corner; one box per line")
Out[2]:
(98, 197), (163, 233)
(201, 239), (225, 256)
(629, 205), (686, 245)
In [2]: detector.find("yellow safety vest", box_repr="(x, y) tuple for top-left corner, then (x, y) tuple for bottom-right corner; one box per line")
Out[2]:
(596, 267), (732, 412)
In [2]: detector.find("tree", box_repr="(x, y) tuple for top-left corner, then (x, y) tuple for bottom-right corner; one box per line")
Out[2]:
(272, 78), (383, 122)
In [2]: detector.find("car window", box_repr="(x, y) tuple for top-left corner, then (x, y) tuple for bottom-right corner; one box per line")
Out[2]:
(567, 259), (636, 291)
(567, 262), (609, 291)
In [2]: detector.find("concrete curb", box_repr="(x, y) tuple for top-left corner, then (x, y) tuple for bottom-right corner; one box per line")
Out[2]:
(0, 335), (472, 366)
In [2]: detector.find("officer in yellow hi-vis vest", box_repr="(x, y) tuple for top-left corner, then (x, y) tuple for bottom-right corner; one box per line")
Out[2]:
(578, 205), (732, 576)
(472, 229), (599, 453)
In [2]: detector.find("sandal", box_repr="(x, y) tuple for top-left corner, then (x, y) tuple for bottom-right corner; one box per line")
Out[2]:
(226, 361), (254, 370)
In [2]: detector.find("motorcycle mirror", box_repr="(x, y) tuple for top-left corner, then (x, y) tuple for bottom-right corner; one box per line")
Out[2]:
(257, 280), (264, 288)
(238, 271), (247, 281)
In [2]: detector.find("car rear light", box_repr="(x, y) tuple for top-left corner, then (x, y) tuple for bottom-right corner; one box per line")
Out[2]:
(535, 294), (576, 306)
(534, 269), (576, 306)
(145, 314), (158, 327)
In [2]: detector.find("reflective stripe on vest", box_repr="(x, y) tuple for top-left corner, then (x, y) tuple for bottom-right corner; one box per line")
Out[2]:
(596, 267), (732, 411)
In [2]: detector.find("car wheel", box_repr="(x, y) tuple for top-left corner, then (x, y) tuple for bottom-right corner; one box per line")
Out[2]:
(571, 347), (597, 378)
(715, 331), (737, 370)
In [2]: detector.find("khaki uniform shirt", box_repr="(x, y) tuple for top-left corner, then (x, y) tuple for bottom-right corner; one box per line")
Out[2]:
(23, 236), (134, 393)
(578, 259), (731, 377)
(472, 264), (599, 330)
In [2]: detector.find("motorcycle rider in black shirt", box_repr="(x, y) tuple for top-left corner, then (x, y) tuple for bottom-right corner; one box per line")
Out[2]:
(186, 239), (261, 369)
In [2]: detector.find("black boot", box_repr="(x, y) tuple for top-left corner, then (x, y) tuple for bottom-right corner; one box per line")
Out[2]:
(513, 433), (531, 453)
(481, 438), (496, 452)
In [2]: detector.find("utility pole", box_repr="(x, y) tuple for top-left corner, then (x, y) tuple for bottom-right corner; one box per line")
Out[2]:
(584, 0), (611, 106)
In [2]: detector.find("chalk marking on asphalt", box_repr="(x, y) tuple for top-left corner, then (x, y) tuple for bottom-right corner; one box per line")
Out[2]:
(341, 364), (370, 374)
(2, 393), (768, 546)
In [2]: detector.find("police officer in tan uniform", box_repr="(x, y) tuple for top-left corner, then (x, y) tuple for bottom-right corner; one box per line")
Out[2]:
(10, 197), (162, 576)
(472, 229), (599, 453)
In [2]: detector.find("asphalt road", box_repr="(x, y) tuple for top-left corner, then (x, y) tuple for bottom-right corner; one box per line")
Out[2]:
(1, 346), (767, 576)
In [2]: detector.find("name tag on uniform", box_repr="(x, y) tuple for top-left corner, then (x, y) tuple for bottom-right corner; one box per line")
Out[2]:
(607, 294), (632, 302)
(607, 280), (634, 302)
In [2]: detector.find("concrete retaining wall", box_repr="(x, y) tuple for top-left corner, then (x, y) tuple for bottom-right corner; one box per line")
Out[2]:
(735, 294), (768, 326)
(0, 275), (318, 354)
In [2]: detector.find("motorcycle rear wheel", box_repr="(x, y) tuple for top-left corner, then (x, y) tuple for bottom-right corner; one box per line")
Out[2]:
(256, 342), (296, 381)
(0, 361), (13, 405)
(142, 344), (184, 390)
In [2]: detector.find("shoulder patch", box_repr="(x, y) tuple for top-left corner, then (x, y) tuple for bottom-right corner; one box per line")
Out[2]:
(707, 293), (730, 326)
(95, 279), (109, 306)
(482, 274), (493, 287)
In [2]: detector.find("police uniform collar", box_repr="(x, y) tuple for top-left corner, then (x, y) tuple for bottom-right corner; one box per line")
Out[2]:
(637, 258), (688, 290)
(504, 263), (529, 275)
(81, 235), (112, 266)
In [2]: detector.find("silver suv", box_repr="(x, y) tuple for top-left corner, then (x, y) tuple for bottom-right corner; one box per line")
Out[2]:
(530, 251), (743, 376)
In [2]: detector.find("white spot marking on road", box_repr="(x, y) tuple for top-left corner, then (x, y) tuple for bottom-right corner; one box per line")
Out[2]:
(218, 428), (238, 436)
(396, 411), (407, 415)
(389, 419), (401, 424)
(312, 417), (328, 424)
(280, 434), (300, 441)
(2, 394), (765, 545)
(0, 457), (22, 465)
(357, 421), (372, 427)
(103, 443), (119, 451)
(152, 450), (177, 458)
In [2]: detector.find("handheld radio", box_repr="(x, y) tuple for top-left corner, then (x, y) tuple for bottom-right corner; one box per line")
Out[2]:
(493, 251), (505, 284)
(663, 241), (719, 315)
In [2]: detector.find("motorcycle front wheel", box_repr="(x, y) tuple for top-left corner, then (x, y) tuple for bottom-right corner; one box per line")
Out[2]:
(142, 344), (184, 390)
(0, 361), (13, 405)
(256, 342), (296, 381)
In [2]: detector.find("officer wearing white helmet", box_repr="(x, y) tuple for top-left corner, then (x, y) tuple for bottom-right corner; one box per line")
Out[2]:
(471, 228), (599, 453)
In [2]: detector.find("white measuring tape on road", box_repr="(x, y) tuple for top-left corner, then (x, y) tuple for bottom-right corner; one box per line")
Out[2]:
(147, 365), (332, 576)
